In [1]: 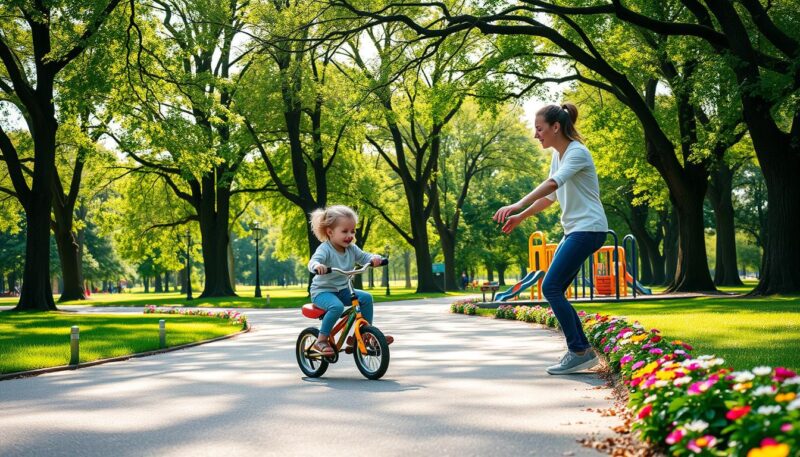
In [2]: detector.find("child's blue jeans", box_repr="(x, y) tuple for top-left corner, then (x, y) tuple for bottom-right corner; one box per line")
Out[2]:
(541, 231), (606, 353)
(313, 289), (374, 336)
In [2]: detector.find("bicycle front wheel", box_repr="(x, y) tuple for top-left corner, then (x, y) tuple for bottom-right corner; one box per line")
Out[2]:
(296, 327), (329, 378)
(353, 325), (390, 380)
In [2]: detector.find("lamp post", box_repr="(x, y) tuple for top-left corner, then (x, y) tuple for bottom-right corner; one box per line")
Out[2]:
(252, 222), (262, 298)
(180, 228), (193, 301)
(384, 244), (390, 296)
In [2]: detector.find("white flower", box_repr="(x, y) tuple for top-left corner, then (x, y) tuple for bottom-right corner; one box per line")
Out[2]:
(633, 323), (644, 330)
(732, 371), (756, 383)
(674, 377), (692, 386)
(753, 385), (777, 396)
(787, 399), (800, 411)
(708, 358), (725, 367)
(684, 420), (709, 432)
(644, 395), (657, 404)
(674, 349), (686, 355)
(753, 366), (772, 376)
(698, 355), (715, 361)
(783, 376), (800, 386)
(622, 331), (633, 339)
(654, 380), (670, 388)
(756, 405), (782, 415)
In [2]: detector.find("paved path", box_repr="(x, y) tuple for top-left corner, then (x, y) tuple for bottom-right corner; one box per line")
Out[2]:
(0, 300), (620, 456)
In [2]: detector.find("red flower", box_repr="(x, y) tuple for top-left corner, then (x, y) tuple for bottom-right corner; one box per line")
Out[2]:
(726, 405), (751, 421)
(638, 404), (653, 419)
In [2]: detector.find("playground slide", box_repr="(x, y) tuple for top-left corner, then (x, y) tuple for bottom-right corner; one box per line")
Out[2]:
(625, 272), (653, 295)
(495, 270), (546, 302)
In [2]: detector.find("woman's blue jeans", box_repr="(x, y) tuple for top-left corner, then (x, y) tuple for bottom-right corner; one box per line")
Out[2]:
(541, 231), (606, 352)
(313, 289), (374, 336)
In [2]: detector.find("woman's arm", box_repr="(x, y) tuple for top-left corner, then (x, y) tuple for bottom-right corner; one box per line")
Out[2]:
(500, 197), (555, 234)
(493, 179), (558, 223)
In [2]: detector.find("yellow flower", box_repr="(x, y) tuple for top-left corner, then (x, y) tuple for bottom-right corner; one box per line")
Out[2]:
(734, 382), (753, 392)
(747, 443), (790, 457)
(656, 370), (676, 380)
(634, 361), (660, 379)
(775, 392), (796, 403)
(630, 334), (649, 343)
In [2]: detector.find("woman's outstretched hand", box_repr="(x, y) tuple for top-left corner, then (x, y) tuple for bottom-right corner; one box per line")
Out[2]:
(501, 214), (523, 234)
(493, 203), (520, 223)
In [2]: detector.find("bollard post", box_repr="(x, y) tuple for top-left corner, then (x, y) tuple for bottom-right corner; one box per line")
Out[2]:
(70, 326), (80, 365)
(266, 294), (270, 305)
(159, 319), (166, 348)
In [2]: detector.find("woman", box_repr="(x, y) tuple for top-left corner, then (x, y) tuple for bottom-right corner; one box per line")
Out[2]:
(493, 103), (608, 375)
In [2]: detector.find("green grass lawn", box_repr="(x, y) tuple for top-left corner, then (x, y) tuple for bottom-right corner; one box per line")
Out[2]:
(0, 284), (467, 309)
(477, 292), (800, 371)
(0, 312), (244, 374)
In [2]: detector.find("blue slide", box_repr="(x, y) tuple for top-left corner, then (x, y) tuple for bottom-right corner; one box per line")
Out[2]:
(625, 272), (652, 295)
(495, 270), (546, 302)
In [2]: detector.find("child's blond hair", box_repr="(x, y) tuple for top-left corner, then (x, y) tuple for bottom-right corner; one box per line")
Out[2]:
(309, 205), (359, 242)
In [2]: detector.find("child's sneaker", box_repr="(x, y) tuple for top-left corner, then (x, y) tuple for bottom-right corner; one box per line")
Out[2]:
(546, 350), (598, 375)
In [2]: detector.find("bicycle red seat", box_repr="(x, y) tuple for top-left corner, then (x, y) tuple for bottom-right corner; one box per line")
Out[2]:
(302, 303), (325, 319)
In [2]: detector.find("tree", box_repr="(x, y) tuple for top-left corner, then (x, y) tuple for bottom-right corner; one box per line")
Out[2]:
(116, 0), (256, 297)
(432, 100), (540, 290)
(0, 0), (125, 310)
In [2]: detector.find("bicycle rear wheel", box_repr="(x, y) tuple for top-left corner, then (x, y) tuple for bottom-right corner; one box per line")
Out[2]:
(296, 327), (329, 378)
(353, 325), (390, 380)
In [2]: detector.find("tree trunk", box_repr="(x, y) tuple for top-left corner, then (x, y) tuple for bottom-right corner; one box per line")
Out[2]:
(411, 215), (439, 292)
(404, 251), (412, 288)
(637, 241), (654, 285)
(753, 151), (800, 294)
(486, 265), (494, 282)
(164, 272), (170, 292)
(228, 233), (236, 292)
(198, 181), (236, 298)
(708, 163), (743, 287)
(15, 184), (57, 311)
(439, 227), (459, 291)
(0, 272), (4, 294)
(154, 274), (163, 293)
(497, 265), (506, 286)
(668, 191), (716, 292)
(663, 206), (679, 286)
(53, 222), (86, 302)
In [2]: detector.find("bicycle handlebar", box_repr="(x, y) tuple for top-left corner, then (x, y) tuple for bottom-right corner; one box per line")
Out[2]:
(321, 258), (389, 276)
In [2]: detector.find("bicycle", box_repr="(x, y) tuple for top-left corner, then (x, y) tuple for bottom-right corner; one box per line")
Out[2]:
(295, 260), (391, 380)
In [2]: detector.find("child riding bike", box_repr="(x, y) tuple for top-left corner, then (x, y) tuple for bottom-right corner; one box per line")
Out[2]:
(308, 205), (394, 356)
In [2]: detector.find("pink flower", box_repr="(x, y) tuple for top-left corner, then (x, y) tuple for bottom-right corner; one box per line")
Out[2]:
(665, 428), (685, 445)
(637, 404), (653, 419)
(620, 354), (634, 365)
(649, 348), (664, 355)
(726, 405), (751, 420)
(781, 423), (793, 432)
(688, 377), (718, 395)
(631, 361), (645, 370)
(774, 367), (797, 381)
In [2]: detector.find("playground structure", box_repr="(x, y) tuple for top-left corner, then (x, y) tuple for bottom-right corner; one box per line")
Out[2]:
(493, 230), (652, 302)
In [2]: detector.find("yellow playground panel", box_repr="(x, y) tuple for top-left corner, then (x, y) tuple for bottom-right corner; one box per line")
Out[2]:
(520, 231), (637, 301)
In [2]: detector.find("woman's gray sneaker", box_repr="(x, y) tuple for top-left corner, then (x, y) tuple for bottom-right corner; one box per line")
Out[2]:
(546, 350), (598, 375)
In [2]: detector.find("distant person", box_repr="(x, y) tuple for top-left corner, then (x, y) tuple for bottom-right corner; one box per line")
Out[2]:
(461, 272), (469, 290)
(493, 103), (608, 375)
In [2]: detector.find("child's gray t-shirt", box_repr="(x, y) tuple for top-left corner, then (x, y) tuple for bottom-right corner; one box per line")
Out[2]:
(308, 241), (376, 299)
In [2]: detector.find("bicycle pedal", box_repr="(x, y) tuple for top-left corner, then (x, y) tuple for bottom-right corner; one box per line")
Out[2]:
(344, 345), (354, 354)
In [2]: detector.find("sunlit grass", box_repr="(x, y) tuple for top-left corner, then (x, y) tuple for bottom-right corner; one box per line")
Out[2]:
(0, 312), (243, 374)
(476, 292), (800, 371)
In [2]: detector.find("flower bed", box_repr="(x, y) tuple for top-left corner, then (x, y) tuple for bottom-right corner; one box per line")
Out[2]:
(480, 303), (800, 456)
(450, 298), (480, 315)
(144, 305), (248, 328)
